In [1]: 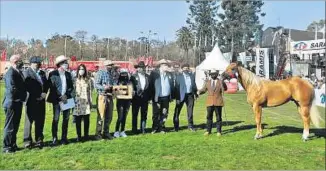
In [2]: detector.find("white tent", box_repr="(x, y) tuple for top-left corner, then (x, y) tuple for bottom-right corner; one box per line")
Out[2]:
(195, 44), (230, 89)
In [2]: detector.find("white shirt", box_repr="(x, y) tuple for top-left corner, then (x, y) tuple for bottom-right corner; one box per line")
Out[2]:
(138, 73), (146, 90)
(59, 71), (67, 95)
(160, 72), (171, 97)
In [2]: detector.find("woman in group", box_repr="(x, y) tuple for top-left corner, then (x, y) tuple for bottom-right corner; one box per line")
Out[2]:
(73, 64), (92, 142)
(114, 69), (133, 138)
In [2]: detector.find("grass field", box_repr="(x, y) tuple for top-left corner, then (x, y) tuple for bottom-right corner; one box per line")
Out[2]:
(0, 81), (325, 170)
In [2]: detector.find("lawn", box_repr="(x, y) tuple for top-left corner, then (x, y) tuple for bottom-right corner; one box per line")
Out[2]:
(0, 81), (325, 170)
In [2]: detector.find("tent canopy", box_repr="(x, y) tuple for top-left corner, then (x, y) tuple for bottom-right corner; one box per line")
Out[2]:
(197, 44), (230, 71)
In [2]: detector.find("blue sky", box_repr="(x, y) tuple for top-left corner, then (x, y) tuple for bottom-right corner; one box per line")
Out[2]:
(0, 1), (325, 42)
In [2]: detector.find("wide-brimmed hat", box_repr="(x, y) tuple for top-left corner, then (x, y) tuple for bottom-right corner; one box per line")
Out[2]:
(103, 60), (114, 66)
(209, 69), (219, 75)
(55, 55), (69, 65)
(134, 61), (146, 68)
(157, 59), (170, 66)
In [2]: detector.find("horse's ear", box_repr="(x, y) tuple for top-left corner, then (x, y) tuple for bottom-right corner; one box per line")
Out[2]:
(236, 61), (243, 67)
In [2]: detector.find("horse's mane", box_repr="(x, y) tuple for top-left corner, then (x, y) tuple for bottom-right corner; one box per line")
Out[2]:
(238, 66), (265, 89)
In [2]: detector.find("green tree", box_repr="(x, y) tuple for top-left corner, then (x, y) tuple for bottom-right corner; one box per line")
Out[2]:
(306, 19), (325, 32)
(176, 26), (194, 59)
(217, 0), (265, 61)
(186, 0), (219, 64)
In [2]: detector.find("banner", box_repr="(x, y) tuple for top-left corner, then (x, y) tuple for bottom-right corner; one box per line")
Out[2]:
(291, 39), (325, 52)
(1, 50), (6, 61)
(255, 48), (269, 79)
(314, 89), (325, 108)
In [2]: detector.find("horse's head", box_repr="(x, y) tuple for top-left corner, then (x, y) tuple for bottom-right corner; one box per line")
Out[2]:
(221, 62), (239, 80)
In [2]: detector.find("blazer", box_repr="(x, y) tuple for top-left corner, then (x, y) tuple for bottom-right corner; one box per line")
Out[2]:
(149, 70), (175, 102)
(130, 72), (151, 101)
(198, 79), (227, 107)
(2, 67), (27, 108)
(23, 68), (49, 102)
(47, 69), (74, 104)
(175, 72), (197, 101)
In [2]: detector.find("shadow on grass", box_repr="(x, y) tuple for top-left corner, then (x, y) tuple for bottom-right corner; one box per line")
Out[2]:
(264, 125), (326, 139)
(222, 123), (268, 135)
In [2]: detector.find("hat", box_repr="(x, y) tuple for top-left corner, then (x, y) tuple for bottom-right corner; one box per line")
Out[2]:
(209, 69), (219, 75)
(30, 56), (42, 64)
(9, 54), (21, 63)
(181, 63), (190, 68)
(103, 60), (114, 66)
(55, 55), (68, 65)
(119, 68), (128, 73)
(157, 59), (170, 66)
(135, 61), (146, 68)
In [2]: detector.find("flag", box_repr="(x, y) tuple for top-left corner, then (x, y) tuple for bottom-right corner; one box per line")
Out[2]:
(1, 50), (7, 61)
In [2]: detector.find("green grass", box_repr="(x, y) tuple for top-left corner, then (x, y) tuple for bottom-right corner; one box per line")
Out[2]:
(0, 82), (325, 170)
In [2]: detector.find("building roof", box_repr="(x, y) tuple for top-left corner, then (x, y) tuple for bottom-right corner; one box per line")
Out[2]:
(261, 27), (324, 48)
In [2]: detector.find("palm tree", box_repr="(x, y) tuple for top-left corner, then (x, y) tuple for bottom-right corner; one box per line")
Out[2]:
(176, 26), (194, 59)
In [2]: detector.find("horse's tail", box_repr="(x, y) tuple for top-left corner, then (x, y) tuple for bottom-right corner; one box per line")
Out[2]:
(310, 89), (323, 128)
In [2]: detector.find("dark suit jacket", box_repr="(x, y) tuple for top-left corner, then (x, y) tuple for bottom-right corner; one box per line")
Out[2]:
(47, 70), (74, 104)
(23, 68), (49, 102)
(149, 70), (175, 102)
(175, 72), (197, 101)
(130, 72), (151, 101)
(2, 67), (27, 108)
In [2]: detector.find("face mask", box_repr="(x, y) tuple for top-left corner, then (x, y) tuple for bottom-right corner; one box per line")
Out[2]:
(61, 63), (69, 70)
(211, 75), (218, 80)
(183, 70), (189, 74)
(138, 68), (144, 73)
(17, 61), (24, 70)
(79, 70), (85, 76)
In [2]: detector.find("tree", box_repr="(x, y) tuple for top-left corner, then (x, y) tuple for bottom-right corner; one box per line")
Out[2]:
(217, 0), (265, 61)
(306, 19), (325, 32)
(74, 30), (88, 60)
(176, 26), (194, 59)
(90, 34), (99, 60)
(186, 0), (219, 64)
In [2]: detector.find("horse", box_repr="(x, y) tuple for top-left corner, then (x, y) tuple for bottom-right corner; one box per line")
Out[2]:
(221, 62), (323, 141)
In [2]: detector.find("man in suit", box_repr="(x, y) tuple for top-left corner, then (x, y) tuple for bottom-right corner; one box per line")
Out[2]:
(198, 69), (227, 136)
(150, 59), (175, 134)
(173, 64), (198, 132)
(47, 55), (74, 145)
(131, 61), (151, 134)
(2, 55), (27, 153)
(23, 56), (49, 149)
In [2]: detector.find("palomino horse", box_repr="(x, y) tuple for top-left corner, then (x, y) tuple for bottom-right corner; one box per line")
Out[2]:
(222, 63), (322, 141)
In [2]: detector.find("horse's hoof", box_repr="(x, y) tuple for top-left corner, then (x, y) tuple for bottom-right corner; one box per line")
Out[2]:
(302, 137), (308, 142)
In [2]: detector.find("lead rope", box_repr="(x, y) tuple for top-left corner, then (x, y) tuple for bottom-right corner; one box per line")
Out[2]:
(220, 79), (229, 126)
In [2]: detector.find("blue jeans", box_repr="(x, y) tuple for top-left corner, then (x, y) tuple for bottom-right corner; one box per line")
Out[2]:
(52, 104), (70, 140)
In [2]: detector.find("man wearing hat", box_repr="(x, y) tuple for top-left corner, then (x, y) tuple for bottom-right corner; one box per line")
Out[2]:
(94, 60), (115, 140)
(130, 61), (151, 134)
(2, 55), (27, 153)
(23, 56), (49, 148)
(150, 59), (175, 134)
(197, 69), (227, 136)
(47, 55), (74, 145)
(173, 63), (198, 132)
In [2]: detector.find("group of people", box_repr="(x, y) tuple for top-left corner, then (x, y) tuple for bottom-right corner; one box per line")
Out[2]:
(2, 54), (227, 153)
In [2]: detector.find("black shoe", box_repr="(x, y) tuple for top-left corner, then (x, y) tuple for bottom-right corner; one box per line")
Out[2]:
(61, 139), (69, 145)
(3, 149), (15, 154)
(51, 138), (59, 146)
(24, 143), (32, 149)
(83, 136), (89, 142)
(76, 137), (82, 143)
(174, 127), (179, 132)
(35, 141), (43, 149)
(189, 127), (196, 132)
(94, 135), (102, 140)
(103, 134), (113, 140)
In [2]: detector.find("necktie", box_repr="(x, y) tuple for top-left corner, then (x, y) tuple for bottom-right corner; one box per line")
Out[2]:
(212, 80), (215, 89)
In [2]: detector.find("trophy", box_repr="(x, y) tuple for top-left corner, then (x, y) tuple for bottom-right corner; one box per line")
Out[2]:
(113, 85), (133, 99)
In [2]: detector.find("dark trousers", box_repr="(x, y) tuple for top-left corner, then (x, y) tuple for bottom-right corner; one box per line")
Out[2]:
(206, 106), (222, 133)
(115, 99), (131, 132)
(75, 115), (90, 138)
(173, 93), (195, 130)
(132, 96), (149, 133)
(152, 96), (170, 132)
(52, 104), (70, 140)
(96, 95), (113, 137)
(3, 102), (23, 151)
(24, 100), (46, 144)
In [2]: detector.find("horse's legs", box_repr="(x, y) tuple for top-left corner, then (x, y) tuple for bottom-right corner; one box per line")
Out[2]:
(253, 104), (263, 140)
(299, 106), (310, 141)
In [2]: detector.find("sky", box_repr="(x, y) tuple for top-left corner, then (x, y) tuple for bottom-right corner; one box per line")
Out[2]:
(0, 0), (325, 43)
